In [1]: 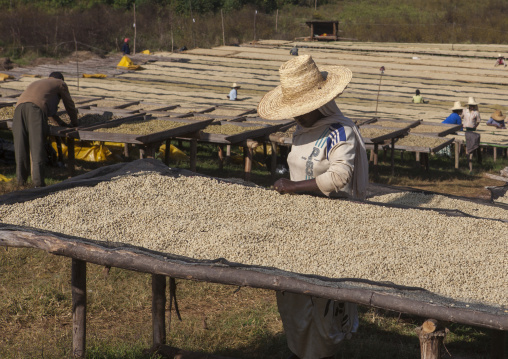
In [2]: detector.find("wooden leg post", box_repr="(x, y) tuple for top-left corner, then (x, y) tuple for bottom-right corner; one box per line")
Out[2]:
(373, 144), (379, 177)
(190, 139), (197, 172)
(164, 140), (171, 165)
(218, 145), (224, 170)
(390, 138), (395, 176)
(123, 143), (129, 158)
(67, 138), (75, 177)
(152, 274), (166, 347)
(271, 142), (278, 177)
(454, 141), (460, 169)
(244, 146), (252, 182)
(226, 145), (231, 164)
(490, 330), (506, 359)
(416, 319), (448, 359)
(493, 147), (497, 162)
(72, 259), (86, 358)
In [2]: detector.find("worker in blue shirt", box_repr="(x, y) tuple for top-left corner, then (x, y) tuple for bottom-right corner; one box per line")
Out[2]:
(121, 38), (131, 55)
(442, 101), (463, 129)
(227, 83), (240, 101)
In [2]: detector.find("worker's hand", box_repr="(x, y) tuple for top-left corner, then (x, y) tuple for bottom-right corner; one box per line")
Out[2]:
(273, 178), (295, 194)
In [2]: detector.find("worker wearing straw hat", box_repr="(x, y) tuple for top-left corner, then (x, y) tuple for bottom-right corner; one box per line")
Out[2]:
(442, 101), (464, 128)
(486, 110), (506, 129)
(495, 54), (506, 67)
(462, 97), (482, 131)
(258, 54), (368, 359)
(227, 83), (240, 101)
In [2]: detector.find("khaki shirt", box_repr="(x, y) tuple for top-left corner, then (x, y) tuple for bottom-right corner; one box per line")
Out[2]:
(16, 77), (78, 124)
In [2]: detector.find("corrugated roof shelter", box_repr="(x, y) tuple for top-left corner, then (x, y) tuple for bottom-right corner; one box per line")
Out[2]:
(305, 20), (339, 41)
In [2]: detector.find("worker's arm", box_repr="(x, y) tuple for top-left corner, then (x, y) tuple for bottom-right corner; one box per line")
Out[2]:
(48, 114), (68, 127)
(273, 178), (319, 194)
(59, 82), (78, 126)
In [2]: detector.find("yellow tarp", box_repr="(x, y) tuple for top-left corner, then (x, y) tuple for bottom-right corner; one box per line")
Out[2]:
(117, 55), (142, 70)
(51, 140), (112, 162)
(82, 74), (107, 78)
(141, 50), (150, 55)
(0, 174), (12, 182)
(159, 144), (189, 161)
(0, 73), (14, 81)
(21, 74), (41, 78)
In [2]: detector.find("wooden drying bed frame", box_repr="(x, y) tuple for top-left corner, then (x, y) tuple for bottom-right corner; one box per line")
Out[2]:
(0, 160), (506, 358)
(0, 224), (506, 358)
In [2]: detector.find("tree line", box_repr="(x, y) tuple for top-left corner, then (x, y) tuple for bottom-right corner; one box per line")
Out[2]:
(0, 0), (507, 62)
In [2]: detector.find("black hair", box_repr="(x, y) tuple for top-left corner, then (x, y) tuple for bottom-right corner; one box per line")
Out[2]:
(49, 72), (64, 81)
(415, 89), (420, 96)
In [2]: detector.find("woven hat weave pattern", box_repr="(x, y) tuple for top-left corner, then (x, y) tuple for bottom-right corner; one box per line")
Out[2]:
(491, 110), (506, 122)
(450, 101), (463, 111)
(257, 55), (352, 120)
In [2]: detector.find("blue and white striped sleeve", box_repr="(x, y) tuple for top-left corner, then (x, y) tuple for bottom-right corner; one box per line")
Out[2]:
(316, 124), (356, 196)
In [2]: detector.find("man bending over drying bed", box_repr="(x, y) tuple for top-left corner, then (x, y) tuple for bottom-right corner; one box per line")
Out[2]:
(12, 71), (78, 187)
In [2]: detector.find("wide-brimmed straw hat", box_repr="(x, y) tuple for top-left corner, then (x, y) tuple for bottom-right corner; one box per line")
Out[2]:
(450, 101), (463, 111)
(231, 83), (241, 88)
(467, 97), (478, 106)
(257, 55), (352, 120)
(491, 110), (506, 122)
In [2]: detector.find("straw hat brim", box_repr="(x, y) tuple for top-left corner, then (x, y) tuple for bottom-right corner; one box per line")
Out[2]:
(257, 66), (352, 120)
(450, 105), (463, 111)
(492, 113), (506, 121)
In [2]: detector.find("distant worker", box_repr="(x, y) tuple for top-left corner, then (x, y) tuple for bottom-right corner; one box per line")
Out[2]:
(12, 72), (78, 187)
(289, 46), (299, 56)
(486, 110), (506, 129)
(412, 89), (428, 104)
(122, 38), (131, 55)
(442, 101), (464, 128)
(227, 83), (240, 101)
(462, 97), (482, 131)
(495, 54), (506, 67)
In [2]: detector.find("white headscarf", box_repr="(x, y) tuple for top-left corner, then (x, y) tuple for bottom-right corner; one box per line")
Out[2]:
(317, 100), (369, 200)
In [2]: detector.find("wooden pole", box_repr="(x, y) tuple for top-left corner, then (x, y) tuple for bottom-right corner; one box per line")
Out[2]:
(152, 274), (166, 347)
(218, 145), (224, 170)
(375, 71), (383, 116)
(67, 137), (75, 177)
(2, 229), (508, 331)
(271, 142), (278, 176)
(390, 138), (395, 176)
(164, 140), (171, 166)
(72, 259), (86, 358)
(171, 26), (174, 53)
(490, 330), (506, 359)
(253, 10), (257, 42)
(190, 139), (197, 172)
(454, 140), (460, 169)
(73, 30), (79, 91)
(189, 0), (195, 49)
(415, 319), (448, 359)
(133, 4), (136, 55)
(221, 9), (225, 46)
